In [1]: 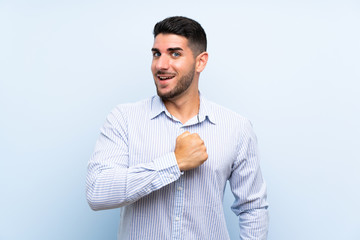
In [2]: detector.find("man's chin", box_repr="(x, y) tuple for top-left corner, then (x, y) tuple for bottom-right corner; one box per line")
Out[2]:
(157, 89), (177, 100)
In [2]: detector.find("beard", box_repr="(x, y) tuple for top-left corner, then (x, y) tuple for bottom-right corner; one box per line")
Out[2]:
(156, 67), (195, 100)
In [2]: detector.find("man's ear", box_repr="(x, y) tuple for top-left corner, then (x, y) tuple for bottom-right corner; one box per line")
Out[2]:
(195, 52), (208, 73)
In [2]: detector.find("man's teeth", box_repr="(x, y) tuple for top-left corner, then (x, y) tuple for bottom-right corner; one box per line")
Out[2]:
(159, 76), (174, 80)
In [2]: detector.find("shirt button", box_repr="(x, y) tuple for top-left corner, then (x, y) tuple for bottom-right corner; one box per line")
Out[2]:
(175, 217), (180, 221)
(169, 174), (174, 179)
(177, 186), (183, 191)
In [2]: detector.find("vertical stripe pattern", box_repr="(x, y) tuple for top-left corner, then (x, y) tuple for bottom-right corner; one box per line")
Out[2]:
(86, 95), (269, 239)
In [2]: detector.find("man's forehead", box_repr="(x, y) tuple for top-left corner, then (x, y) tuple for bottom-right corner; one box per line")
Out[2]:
(152, 33), (189, 49)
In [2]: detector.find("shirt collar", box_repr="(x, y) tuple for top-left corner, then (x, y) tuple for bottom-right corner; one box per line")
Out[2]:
(150, 93), (216, 125)
(150, 95), (168, 119)
(198, 94), (216, 124)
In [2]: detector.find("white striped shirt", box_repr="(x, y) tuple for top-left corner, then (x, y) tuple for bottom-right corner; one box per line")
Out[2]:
(86, 95), (269, 239)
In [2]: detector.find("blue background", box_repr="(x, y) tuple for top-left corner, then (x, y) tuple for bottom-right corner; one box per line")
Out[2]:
(1, 1), (359, 239)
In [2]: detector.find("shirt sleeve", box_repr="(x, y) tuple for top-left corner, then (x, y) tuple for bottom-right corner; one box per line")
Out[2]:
(86, 106), (181, 211)
(229, 120), (269, 239)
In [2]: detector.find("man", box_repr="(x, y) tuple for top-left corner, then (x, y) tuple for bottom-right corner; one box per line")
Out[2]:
(86, 16), (269, 239)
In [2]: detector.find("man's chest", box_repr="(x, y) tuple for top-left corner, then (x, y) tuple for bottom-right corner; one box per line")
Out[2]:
(126, 119), (238, 178)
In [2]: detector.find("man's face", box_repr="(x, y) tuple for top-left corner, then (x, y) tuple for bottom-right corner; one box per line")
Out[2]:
(151, 33), (197, 100)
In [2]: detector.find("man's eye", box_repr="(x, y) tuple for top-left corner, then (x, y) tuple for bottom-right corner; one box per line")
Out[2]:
(172, 52), (180, 57)
(153, 52), (161, 57)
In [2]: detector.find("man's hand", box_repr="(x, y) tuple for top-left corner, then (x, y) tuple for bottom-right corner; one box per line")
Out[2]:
(174, 131), (208, 171)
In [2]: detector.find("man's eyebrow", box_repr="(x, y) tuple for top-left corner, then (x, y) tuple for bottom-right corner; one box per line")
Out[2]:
(168, 47), (183, 51)
(151, 47), (184, 52)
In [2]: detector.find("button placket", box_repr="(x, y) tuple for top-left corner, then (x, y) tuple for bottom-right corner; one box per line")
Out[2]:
(170, 122), (186, 239)
(171, 174), (185, 239)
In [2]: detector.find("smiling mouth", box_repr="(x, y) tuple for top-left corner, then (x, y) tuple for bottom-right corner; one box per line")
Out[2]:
(158, 76), (175, 80)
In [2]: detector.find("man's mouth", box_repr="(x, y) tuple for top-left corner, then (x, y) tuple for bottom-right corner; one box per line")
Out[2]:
(158, 75), (175, 80)
(156, 72), (176, 81)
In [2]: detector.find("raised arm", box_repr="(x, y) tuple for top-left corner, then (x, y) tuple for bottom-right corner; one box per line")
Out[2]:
(86, 107), (181, 211)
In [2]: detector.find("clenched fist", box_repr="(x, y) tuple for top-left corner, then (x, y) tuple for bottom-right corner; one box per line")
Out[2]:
(174, 131), (208, 171)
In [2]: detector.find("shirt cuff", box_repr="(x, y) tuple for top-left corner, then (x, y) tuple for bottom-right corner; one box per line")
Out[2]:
(153, 152), (181, 186)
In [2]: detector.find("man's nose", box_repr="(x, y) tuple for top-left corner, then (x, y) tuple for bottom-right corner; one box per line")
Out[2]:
(156, 55), (170, 70)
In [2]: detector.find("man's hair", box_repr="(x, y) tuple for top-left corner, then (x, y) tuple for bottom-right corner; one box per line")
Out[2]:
(153, 16), (207, 56)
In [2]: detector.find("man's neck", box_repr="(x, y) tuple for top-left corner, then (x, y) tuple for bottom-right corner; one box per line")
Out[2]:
(162, 91), (200, 124)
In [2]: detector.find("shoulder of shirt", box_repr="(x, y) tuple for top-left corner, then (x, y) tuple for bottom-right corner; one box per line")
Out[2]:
(108, 96), (253, 129)
(203, 98), (257, 143)
(203, 97), (251, 125)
